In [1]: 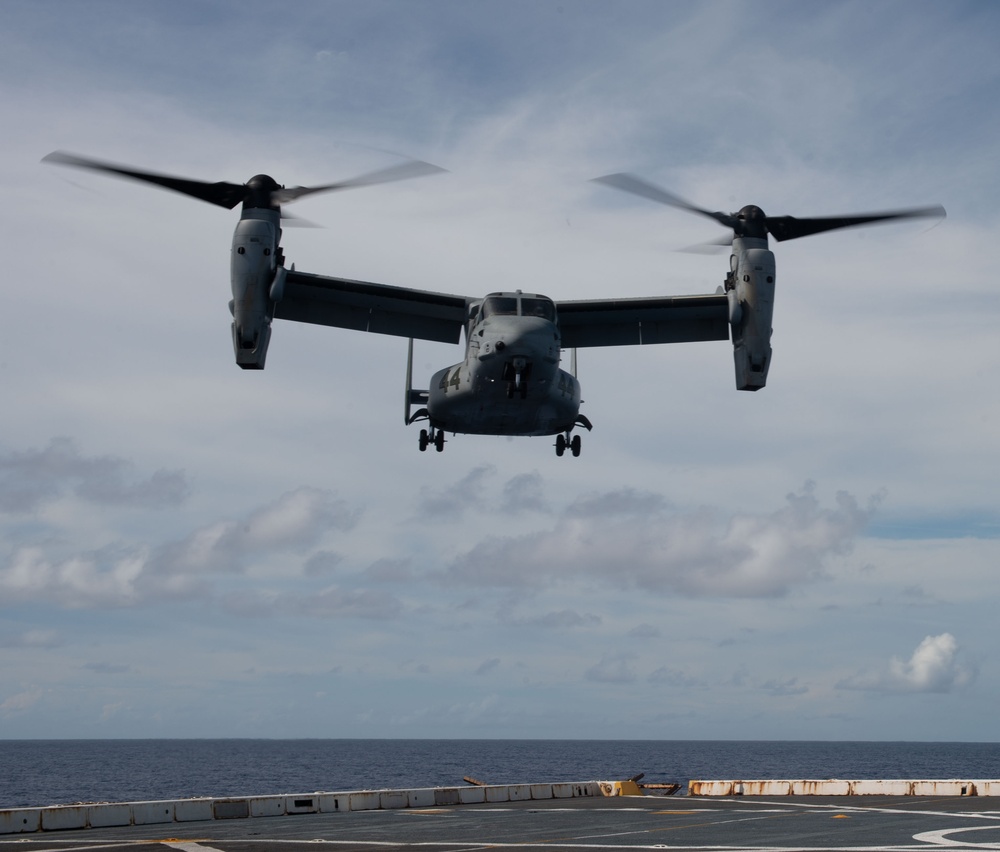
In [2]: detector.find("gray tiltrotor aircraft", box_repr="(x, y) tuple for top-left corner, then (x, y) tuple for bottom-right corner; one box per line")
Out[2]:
(44, 153), (944, 456)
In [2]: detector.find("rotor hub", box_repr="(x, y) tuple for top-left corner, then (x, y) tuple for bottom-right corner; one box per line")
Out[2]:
(244, 174), (282, 209)
(734, 205), (768, 239)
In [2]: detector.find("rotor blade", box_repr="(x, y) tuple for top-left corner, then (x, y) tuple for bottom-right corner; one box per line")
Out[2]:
(591, 172), (736, 229)
(42, 151), (247, 209)
(280, 211), (323, 228)
(677, 233), (734, 254)
(766, 205), (946, 242)
(273, 160), (447, 204)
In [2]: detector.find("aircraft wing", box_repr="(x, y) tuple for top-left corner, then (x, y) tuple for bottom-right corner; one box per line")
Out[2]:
(555, 293), (730, 348)
(275, 270), (473, 344)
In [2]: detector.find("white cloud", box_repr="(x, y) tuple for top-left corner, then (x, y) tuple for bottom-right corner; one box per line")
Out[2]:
(760, 677), (809, 697)
(304, 551), (344, 576)
(648, 666), (702, 688)
(500, 609), (602, 630)
(586, 653), (638, 684)
(0, 686), (44, 715)
(475, 658), (501, 676)
(629, 623), (661, 639)
(292, 586), (404, 621)
(444, 483), (874, 598)
(100, 702), (125, 721)
(0, 438), (188, 512)
(415, 466), (497, 518)
(500, 472), (548, 514)
(0, 487), (361, 608)
(147, 487), (360, 578)
(838, 633), (975, 694)
(0, 629), (62, 649)
(0, 544), (147, 608)
(84, 662), (131, 675)
(365, 558), (413, 583)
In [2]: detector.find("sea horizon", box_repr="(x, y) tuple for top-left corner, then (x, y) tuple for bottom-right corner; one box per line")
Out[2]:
(3, 739), (998, 810)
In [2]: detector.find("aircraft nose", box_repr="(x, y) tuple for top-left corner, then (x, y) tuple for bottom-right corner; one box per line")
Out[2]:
(492, 317), (559, 360)
(502, 317), (555, 346)
(479, 316), (559, 361)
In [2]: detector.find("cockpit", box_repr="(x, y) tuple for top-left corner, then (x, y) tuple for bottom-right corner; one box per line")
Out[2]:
(479, 293), (556, 322)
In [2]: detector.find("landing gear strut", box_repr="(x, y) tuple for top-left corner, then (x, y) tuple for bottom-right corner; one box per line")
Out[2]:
(503, 357), (530, 399)
(506, 380), (528, 400)
(555, 432), (581, 457)
(419, 427), (445, 453)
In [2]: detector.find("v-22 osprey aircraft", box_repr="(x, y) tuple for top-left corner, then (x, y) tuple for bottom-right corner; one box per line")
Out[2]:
(43, 152), (945, 457)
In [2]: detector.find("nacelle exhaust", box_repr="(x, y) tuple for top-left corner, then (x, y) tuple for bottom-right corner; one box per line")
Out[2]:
(232, 320), (271, 369)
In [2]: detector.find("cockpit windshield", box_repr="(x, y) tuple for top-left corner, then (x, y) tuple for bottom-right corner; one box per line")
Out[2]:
(481, 296), (518, 318)
(521, 297), (556, 321)
(480, 295), (556, 321)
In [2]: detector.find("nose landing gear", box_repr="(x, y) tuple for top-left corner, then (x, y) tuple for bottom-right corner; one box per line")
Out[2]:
(506, 380), (528, 400)
(503, 357), (530, 399)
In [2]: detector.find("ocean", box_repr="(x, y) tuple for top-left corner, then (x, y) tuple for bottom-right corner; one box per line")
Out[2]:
(1, 739), (998, 809)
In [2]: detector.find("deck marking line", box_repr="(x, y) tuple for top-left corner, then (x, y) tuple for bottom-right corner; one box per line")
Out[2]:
(162, 842), (225, 852)
(182, 840), (952, 850)
(914, 824), (1000, 848)
(651, 810), (702, 815)
(182, 842), (1000, 851)
(733, 798), (1000, 822)
(6, 844), (153, 852)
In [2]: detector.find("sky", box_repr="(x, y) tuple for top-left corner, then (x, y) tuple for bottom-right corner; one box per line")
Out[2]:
(1, 0), (998, 741)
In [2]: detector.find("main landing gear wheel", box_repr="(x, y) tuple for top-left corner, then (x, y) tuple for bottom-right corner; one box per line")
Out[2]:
(555, 432), (581, 457)
(419, 428), (445, 453)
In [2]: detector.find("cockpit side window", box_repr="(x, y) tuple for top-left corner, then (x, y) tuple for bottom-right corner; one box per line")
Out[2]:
(482, 296), (518, 318)
(520, 297), (556, 321)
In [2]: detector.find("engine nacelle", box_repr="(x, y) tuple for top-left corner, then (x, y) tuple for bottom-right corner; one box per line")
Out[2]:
(230, 215), (280, 370)
(729, 244), (775, 391)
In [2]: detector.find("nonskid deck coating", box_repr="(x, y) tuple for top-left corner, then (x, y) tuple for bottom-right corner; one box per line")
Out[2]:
(4, 794), (1000, 852)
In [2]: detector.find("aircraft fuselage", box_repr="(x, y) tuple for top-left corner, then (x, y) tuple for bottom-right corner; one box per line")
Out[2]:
(425, 292), (581, 436)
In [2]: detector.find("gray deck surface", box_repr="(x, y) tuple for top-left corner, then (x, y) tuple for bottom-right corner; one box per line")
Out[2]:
(4, 795), (1000, 851)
